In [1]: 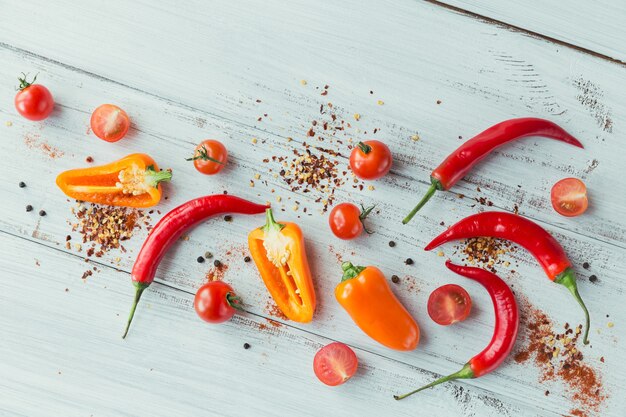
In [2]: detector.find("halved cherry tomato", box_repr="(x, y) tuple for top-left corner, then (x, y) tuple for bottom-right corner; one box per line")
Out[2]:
(14, 73), (54, 121)
(328, 203), (375, 240)
(187, 140), (228, 175)
(313, 342), (358, 386)
(349, 140), (392, 180)
(90, 104), (130, 142)
(550, 178), (589, 217)
(427, 284), (472, 326)
(194, 281), (242, 324)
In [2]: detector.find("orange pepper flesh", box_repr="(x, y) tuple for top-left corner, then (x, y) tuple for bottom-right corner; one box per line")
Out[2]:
(248, 209), (316, 323)
(335, 262), (420, 351)
(56, 153), (171, 208)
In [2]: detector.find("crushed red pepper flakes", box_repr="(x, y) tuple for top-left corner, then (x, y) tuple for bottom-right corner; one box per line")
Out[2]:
(455, 237), (514, 273)
(513, 295), (606, 416)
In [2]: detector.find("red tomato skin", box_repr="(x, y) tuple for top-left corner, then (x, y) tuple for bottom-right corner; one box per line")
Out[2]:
(550, 178), (589, 217)
(194, 281), (237, 324)
(90, 104), (130, 142)
(193, 140), (228, 175)
(349, 140), (392, 180)
(427, 284), (472, 326)
(329, 203), (363, 240)
(15, 85), (54, 121)
(313, 342), (358, 386)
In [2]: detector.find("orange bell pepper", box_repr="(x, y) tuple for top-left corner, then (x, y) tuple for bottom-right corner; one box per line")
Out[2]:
(248, 208), (316, 322)
(335, 262), (420, 351)
(56, 153), (171, 208)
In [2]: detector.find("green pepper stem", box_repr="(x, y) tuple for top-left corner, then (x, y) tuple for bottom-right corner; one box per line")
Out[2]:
(394, 363), (474, 400)
(402, 181), (438, 224)
(261, 208), (285, 233)
(340, 261), (366, 282)
(122, 283), (148, 339)
(555, 268), (590, 345)
(145, 165), (173, 188)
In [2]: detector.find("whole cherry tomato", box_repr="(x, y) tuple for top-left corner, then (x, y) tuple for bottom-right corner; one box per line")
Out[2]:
(328, 203), (375, 240)
(194, 281), (242, 324)
(14, 73), (54, 121)
(187, 140), (228, 175)
(550, 178), (589, 217)
(427, 284), (472, 326)
(349, 140), (392, 180)
(313, 342), (358, 386)
(90, 104), (131, 142)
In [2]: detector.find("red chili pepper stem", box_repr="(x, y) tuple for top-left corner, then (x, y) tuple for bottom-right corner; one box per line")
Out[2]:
(122, 282), (149, 339)
(555, 268), (590, 345)
(402, 178), (444, 224)
(394, 363), (474, 400)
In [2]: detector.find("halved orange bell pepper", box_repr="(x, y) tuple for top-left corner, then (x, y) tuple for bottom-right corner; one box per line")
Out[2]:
(335, 262), (420, 351)
(248, 208), (316, 322)
(56, 153), (171, 208)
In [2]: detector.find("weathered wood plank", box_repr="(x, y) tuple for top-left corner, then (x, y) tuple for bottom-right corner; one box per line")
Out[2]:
(431, 0), (626, 64)
(0, 231), (543, 417)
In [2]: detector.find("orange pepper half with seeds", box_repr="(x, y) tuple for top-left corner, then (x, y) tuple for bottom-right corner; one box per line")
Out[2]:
(56, 153), (171, 208)
(248, 208), (316, 322)
(335, 262), (420, 351)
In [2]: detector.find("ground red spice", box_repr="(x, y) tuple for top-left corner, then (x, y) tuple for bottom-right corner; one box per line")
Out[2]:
(265, 299), (288, 322)
(513, 295), (606, 416)
(24, 133), (64, 159)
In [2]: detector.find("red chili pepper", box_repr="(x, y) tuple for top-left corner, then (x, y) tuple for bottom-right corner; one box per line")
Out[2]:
(403, 118), (583, 224)
(395, 261), (518, 400)
(424, 211), (590, 344)
(122, 195), (268, 338)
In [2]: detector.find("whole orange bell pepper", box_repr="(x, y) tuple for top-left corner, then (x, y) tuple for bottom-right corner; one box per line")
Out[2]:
(248, 208), (316, 322)
(56, 153), (171, 208)
(335, 262), (420, 351)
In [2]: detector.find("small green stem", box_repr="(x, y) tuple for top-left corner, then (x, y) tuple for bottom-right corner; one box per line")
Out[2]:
(185, 146), (223, 164)
(555, 268), (591, 345)
(394, 363), (474, 400)
(17, 72), (38, 90)
(145, 165), (173, 188)
(122, 283), (149, 339)
(359, 204), (376, 235)
(226, 292), (244, 312)
(357, 142), (371, 154)
(261, 208), (285, 233)
(340, 261), (366, 282)
(402, 180), (440, 224)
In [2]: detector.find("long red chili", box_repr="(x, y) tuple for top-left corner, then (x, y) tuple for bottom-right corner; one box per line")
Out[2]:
(403, 118), (583, 224)
(395, 261), (518, 400)
(424, 211), (590, 344)
(122, 195), (268, 338)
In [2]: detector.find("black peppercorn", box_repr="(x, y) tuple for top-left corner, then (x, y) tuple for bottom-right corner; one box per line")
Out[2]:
(405, 258), (413, 265)
(589, 275), (598, 283)
(19, 181), (26, 188)
(243, 343), (251, 349)
(582, 262), (590, 270)
(388, 241), (396, 247)
(214, 260), (222, 267)
(26, 205), (33, 212)
(197, 256), (205, 263)
(38, 210), (46, 216)
(391, 275), (400, 284)
(224, 215), (233, 222)
(244, 256), (251, 263)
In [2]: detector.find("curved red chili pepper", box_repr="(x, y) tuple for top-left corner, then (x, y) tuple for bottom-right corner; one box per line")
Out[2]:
(123, 195), (268, 338)
(395, 261), (518, 400)
(424, 211), (590, 344)
(403, 118), (583, 224)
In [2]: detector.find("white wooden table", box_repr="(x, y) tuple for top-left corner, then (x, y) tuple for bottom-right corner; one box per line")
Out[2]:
(1, 1), (624, 416)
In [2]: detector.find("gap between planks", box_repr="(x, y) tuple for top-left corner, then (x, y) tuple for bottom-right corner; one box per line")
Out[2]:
(421, 0), (626, 68)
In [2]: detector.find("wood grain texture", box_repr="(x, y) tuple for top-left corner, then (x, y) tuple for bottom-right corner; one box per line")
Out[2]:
(431, 0), (626, 64)
(0, 0), (624, 416)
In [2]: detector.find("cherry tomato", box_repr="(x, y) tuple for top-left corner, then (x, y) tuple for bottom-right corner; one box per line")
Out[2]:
(313, 342), (358, 386)
(188, 140), (228, 175)
(90, 104), (130, 142)
(14, 74), (54, 121)
(349, 140), (392, 180)
(427, 284), (472, 326)
(328, 203), (375, 240)
(550, 178), (589, 217)
(194, 281), (242, 324)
